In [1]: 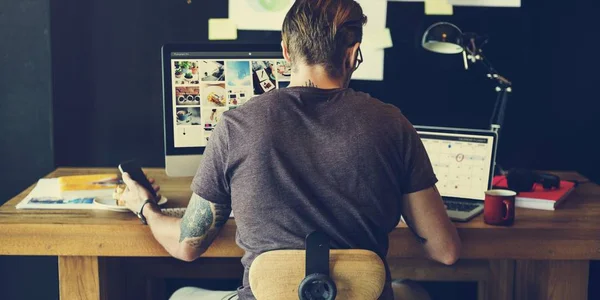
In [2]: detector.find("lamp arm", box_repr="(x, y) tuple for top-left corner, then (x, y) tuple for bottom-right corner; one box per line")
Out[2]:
(464, 48), (512, 134)
(490, 88), (510, 134)
(466, 48), (512, 87)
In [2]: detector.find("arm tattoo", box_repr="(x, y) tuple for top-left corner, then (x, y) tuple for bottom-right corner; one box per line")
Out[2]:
(179, 193), (231, 250)
(304, 79), (317, 88)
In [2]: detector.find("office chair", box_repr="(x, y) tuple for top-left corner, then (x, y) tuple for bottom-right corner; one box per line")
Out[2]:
(249, 232), (386, 300)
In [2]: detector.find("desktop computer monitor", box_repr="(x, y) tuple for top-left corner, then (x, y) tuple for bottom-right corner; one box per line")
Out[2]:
(162, 43), (289, 177)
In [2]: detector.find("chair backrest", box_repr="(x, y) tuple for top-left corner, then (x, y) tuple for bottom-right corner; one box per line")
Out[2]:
(249, 249), (386, 300)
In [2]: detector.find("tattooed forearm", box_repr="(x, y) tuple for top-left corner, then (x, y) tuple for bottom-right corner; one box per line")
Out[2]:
(304, 79), (317, 88)
(179, 194), (212, 243)
(179, 193), (231, 251)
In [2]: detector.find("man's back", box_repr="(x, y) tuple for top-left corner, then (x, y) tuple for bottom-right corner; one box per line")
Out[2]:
(193, 87), (438, 299)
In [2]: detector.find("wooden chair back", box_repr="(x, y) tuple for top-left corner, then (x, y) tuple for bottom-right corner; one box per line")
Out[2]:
(249, 249), (386, 299)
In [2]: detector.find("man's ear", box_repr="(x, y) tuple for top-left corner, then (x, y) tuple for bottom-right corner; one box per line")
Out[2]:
(347, 42), (361, 70)
(281, 41), (292, 63)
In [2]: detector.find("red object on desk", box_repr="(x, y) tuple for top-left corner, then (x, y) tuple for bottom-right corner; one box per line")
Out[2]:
(492, 175), (577, 210)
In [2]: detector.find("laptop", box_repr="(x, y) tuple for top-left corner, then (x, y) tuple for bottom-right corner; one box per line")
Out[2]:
(414, 126), (499, 222)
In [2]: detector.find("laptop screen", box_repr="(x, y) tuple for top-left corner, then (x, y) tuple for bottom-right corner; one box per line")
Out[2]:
(416, 129), (496, 201)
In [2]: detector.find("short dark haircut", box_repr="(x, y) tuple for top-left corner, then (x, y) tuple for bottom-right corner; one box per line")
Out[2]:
(282, 0), (367, 78)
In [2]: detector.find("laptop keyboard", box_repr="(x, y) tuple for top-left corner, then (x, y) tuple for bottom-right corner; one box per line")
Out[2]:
(445, 201), (480, 212)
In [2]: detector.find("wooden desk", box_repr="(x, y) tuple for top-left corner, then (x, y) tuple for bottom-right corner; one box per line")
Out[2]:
(0, 168), (598, 300)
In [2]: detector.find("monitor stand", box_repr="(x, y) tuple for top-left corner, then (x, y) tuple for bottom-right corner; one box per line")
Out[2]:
(165, 154), (203, 177)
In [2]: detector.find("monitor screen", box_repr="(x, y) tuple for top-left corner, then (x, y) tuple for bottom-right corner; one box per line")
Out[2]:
(164, 47), (289, 152)
(417, 130), (496, 200)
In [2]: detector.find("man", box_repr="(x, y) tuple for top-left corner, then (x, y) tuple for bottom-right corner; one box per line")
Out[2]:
(120, 0), (461, 299)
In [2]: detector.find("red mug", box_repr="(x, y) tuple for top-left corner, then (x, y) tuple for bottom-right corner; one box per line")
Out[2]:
(484, 189), (516, 226)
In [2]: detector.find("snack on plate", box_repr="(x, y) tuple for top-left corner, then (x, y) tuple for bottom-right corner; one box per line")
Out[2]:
(207, 92), (225, 106)
(113, 184), (127, 206)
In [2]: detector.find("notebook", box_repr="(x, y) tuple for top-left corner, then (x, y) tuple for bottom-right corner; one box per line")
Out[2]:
(492, 176), (577, 210)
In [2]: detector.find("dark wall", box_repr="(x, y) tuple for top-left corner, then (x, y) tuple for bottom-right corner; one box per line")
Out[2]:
(0, 0), (58, 299)
(0, 0), (596, 299)
(51, 0), (599, 182)
(48, 1), (598, 297)
(0, 1), (54, 202)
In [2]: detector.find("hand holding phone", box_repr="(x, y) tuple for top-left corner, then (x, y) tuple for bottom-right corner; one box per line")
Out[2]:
(118, 160), (158, 200)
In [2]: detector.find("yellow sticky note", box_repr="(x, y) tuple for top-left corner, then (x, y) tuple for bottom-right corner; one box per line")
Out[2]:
(425, 0), (454, 15)
(208, 18), (238, 40)
(375, 28), (393, 49)
(362, 28), (393, 50)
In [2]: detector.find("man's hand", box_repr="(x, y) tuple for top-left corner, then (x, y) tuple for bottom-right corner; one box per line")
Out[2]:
(120, 172), (161, 214)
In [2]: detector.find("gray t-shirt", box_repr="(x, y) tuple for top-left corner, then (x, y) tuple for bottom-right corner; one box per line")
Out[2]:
(192, 86), (437, 299)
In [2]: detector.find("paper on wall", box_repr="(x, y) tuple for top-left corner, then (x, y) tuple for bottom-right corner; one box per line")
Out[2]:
(425, 0), (454, 15)
(208, 19), (238, 40)
(389, 0), (521, 7)
(352, 0), (388, 81)
(363, 28), (393, 49)
(352, 49), (385, 81)
(227, 0), (389, 80)
(448, 0), (520, 7)
(229, 0), (295, 31)
(355, 1), (392, 49)
(357, 0), (387, 33)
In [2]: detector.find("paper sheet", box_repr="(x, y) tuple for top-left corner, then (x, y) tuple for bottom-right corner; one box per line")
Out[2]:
(352, 0), (388, 81)
(16, 178), (92, 210)
(358, 0), (388, 33)
(30, 178), (61, 198)
(389, 0), (521, 7)
(352, 49), (385, 81)
(425, 0), (454, 15)
(363, 28), (393, 49)
(229, 0), (294, 31)
(227, 0), (389, 80)
(448, 0), (520, 7)
(208, 19), (238, 40)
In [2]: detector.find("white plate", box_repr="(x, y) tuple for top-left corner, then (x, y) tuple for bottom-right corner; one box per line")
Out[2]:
(94, 196), (168, 212)
(204, 85), (226, 106)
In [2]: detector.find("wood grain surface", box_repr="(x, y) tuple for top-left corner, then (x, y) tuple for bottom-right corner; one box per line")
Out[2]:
(514, 260), (589, 300)
(5, 168), (594, 300)
(249, 249), (386, 300)
(59, 256), (100, 300)
(1, 168), (599, 260)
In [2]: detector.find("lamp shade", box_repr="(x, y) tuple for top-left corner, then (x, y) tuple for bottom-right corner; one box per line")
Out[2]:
(422, 22), (464, 54)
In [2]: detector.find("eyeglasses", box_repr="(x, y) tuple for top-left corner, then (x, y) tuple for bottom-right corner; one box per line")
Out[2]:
(354, 47), (363, 71)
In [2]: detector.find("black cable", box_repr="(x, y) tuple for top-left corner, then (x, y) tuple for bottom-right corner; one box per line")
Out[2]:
(490, 89), (504, 126)
(569, 180), (591, 187)
(225, 293), (238, 300)
(496, 89), (509, 130)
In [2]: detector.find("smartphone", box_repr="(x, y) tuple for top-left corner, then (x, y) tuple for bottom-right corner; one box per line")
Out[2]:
(118, 160), (158, 199)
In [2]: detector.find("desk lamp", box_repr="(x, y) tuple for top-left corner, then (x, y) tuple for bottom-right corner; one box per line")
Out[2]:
(421, 22), (513, 135)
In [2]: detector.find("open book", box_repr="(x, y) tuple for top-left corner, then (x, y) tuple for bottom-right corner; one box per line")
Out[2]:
(16, 174), (119, 210)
